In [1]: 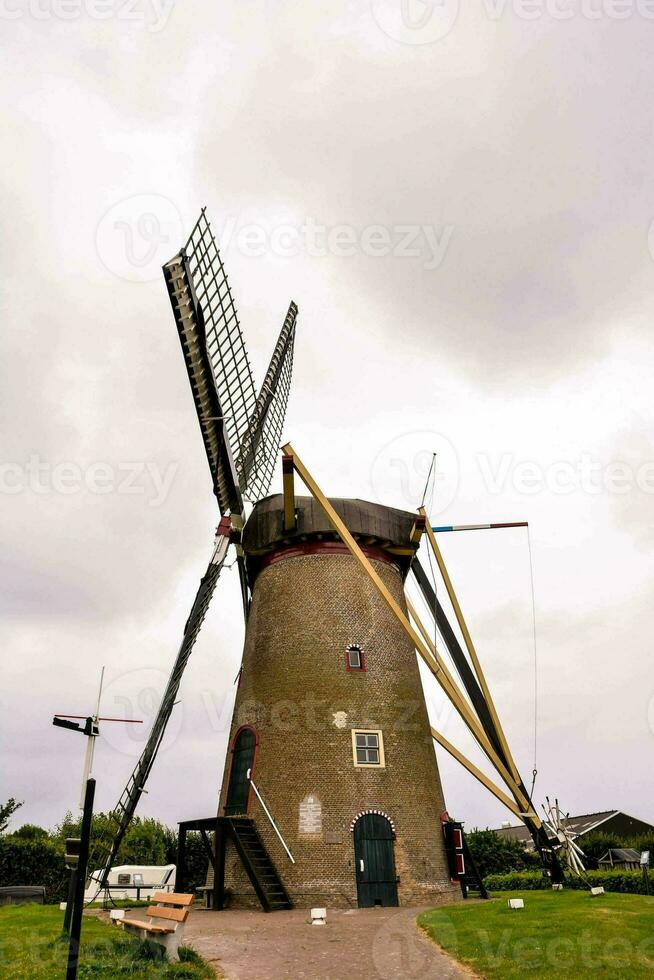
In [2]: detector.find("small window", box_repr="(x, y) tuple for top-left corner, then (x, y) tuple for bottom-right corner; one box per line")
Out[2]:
(346, 644), (365, 671)
(351, 729), (385, 768)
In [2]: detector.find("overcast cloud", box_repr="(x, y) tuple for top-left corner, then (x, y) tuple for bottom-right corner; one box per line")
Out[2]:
(1, 2), (653, 837)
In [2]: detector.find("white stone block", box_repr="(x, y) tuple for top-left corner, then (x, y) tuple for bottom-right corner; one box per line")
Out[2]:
(59, 902), (67, 911)
(311, 907), (327, 925)
(110, 909), (125, 923)
(508, 898), (524, 909)
(590, 887), (605, 897)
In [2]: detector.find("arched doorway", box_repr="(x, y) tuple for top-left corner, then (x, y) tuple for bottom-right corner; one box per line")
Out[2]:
(225, 727), (257, 816)
(353, 812), (398, 907)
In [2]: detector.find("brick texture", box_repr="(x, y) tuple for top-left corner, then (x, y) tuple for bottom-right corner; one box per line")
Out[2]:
(217, 545), (458, 909)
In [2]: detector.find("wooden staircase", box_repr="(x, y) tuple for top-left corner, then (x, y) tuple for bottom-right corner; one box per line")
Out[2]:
(202, 817), (291, 912)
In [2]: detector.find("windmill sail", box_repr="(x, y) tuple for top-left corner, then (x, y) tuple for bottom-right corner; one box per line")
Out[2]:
(238, 301), (298, 501)
(163, 209), (258, 514)
(93, 210), (298, 894)
(89, 529), (230, 894)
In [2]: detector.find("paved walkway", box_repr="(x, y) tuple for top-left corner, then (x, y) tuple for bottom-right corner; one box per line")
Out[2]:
(183, 906), (470, 980)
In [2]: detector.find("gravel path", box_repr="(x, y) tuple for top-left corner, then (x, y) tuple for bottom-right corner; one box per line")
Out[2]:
(182, 906), (470, 980)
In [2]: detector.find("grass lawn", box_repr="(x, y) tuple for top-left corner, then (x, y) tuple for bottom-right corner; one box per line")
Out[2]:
(418, 889), (654, 978)
(0, 903), (215, 979)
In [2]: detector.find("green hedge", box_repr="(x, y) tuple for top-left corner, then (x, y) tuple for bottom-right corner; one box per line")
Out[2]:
(0, 836), (68, 903)
(485, 869), (649, 894)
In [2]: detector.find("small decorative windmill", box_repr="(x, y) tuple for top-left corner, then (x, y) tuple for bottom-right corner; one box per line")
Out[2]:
(543, 798), (588, 881)
(89, 210), (297, 893)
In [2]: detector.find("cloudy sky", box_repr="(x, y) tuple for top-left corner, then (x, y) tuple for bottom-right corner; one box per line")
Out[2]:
(2, 3), (653, 840)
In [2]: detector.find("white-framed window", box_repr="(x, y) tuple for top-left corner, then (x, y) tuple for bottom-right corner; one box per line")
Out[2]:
(351, 729), (385, 768)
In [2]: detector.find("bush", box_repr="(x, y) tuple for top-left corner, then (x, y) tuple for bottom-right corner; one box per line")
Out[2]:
(485, 868), (649, 894)
(574, 831), (654, 869)
(0, 836), (68, 903)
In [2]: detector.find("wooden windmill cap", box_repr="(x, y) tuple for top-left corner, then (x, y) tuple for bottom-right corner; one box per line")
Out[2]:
(242, 494), (421, 583)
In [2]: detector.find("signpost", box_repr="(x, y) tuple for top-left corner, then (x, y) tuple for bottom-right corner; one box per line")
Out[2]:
(52, 669), (142, 980)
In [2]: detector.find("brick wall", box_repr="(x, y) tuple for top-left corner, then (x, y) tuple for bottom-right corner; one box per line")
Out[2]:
(218, 548), (458, 908)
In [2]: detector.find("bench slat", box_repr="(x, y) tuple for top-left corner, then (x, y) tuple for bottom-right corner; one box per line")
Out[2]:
(146, 905), (188, 922)
(122, 918), (175, 934)
(151, 891), (194, 906)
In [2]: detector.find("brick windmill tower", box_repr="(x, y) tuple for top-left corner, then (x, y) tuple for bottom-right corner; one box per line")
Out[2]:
(217, 492), (456, 908)
(92, 209), (561, 906)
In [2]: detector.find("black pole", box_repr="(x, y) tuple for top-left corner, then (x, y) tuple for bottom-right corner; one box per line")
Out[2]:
(176, 824), (187, 894)
(66, 778), (95, 980)
(62, 870), (77, 934)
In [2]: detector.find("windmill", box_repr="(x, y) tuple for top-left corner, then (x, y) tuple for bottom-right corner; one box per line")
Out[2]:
(90, 208), (564, 910)
(88, 209), (297, 894)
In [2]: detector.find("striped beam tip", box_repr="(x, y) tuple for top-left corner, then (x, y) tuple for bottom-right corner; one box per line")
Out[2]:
(431, 522), (529, 533)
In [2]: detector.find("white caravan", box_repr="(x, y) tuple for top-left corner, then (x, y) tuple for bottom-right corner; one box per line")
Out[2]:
(84, 864), (176, 902)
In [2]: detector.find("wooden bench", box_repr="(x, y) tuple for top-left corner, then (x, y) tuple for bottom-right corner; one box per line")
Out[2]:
(120, 891), (194, 961)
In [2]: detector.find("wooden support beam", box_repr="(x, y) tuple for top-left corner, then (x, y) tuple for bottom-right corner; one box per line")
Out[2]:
(420, 511), (522, 787)
(406, 597), (530, 810)
(281, 443), (531, 814)
(282, 454), (296, 531)
(409, 514), (427, 547)
(430, 728), (525, 821)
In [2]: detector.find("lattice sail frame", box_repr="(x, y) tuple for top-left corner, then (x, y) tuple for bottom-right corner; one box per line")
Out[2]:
(184, 210), (258, 470)
(165, 209), (298, 509)
(238, 301), (297, 501)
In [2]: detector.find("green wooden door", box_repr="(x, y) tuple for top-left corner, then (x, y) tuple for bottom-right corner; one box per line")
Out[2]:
(225, 729), (256, 815)
(354, 813), (399, 907)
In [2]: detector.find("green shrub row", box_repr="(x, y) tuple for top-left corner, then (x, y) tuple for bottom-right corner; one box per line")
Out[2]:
(0, 818), (211, 904)
(0, 836), (68, 903)
(485, 868), (650, 894)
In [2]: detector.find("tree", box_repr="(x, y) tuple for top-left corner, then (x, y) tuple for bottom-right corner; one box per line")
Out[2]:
(0, 799), (23, 834)
(11, 824), (48, 840)
(466, 829), (540, 879)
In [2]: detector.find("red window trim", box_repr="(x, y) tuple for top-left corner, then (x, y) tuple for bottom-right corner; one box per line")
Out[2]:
(345, 644), (366, 672)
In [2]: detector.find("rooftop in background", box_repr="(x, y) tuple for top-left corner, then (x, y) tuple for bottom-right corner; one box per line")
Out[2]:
(494, 810), (654, 848)
(598, 848), (642, 865)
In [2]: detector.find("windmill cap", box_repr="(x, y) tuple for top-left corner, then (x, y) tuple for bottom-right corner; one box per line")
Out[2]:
(242, 494), (422, 584)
